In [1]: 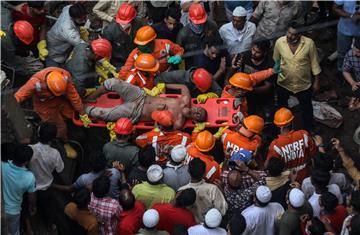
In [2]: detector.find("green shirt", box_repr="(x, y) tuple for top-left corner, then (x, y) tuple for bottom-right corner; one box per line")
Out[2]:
(132, 182), (175, 209)
(278, 202), (313, 235)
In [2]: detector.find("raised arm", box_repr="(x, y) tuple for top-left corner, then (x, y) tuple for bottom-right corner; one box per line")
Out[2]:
(164, 84), (191, 102)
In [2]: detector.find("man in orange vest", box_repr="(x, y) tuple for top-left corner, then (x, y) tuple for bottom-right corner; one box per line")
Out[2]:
(14, 67), (92, 158)
(185, 130), (221, 183)
(119, 25), (184, 78)
(265, 108), (317, 183)
(136, 110), (191, 163)
(221, 63), (280, 116)
(220, 115), (264, 167)
(121, 53), (159, 89)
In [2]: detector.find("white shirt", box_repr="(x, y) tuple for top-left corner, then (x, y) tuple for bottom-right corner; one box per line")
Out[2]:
(302, 173), (347, 199)
(219, 21), (256, 55)
(28, 142), (64, 190)
(308, 192), (321, 218)
(241, 202), (284, 235)
(188, 224), (227, 235)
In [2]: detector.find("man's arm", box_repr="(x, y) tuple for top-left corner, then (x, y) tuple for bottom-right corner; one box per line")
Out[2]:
(249, 0), (265, 25)
(164, 84), (191, 101)
(333, 2), (352, 18)
(52, 183), (76, 192)
(85, 85), (107, 102)
(28, 192), (37, 215)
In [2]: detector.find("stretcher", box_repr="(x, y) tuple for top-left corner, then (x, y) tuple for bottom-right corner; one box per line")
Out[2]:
(73, 92), (240, 130)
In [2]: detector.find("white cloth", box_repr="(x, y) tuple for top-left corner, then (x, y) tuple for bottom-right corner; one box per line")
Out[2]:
(219, 21), (256, 55)
(28, 142), (64, 190)
(340, 214), (354, 235)
(308, 192), (321, 218)
(241, 203), (284, 235)
(302, 173), (347, 199)
(188, 224), (227, 235)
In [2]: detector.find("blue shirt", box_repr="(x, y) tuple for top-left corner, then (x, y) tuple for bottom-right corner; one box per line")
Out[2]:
(335, 0), (360, 36)
(1, 161), (36, 215)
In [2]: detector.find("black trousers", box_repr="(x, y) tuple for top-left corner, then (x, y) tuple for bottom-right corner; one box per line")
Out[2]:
(276, 86), (315, 132)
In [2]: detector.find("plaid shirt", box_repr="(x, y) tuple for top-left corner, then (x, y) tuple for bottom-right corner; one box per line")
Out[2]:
(343, 49), (360, 82)
(88, 193), (122, 235)
(221, 169), (267, 189)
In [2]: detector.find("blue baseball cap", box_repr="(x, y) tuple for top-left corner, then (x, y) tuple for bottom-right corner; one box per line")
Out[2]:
(230, 149), (252, 163)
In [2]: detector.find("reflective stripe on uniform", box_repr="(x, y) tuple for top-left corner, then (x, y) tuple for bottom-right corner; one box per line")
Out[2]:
(35, 82), (42, 92)
(152, 135), (158, 148)
(303, 133), (309, 148)
(180, 135), (188, 146)
(137, 72), (147, 85)
(126, 74), (135, 83)
(206, 166), (216, 180)
(273, 145), (282, 156)
(165, 43), (170, 54)
(133, 53), (138, 60)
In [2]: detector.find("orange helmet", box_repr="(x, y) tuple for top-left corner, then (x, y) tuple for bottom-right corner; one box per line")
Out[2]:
(229, 73), (253, 91)
(114, 118), (134, 135)
(134, 26), (157, 45)
(151, 110), (173, 127)
(91, 38), (112, 59)
(189, 3), (207, 24)
(243, 115), (264, 134)
(46, 71), (68, 96)
(116, 3), (136, 25)
(134, 53), (159, 72)
(192, 68), (212, 93)
(274, 107), (294, 127)
(195, 130), (215, 152)
(13, 20), (34, 45)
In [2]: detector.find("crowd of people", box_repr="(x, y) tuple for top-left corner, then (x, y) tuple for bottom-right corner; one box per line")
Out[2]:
(1, 1), (360, 235)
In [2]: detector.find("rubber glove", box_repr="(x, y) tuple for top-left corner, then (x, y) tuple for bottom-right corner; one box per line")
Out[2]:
(99, 58), (116, 71)
(84, 88), (96, 97)
(0, 30), (6, 38)
(79, 114), (92, 128)
(106, 122), (117, 141)
(167, 55), (182, 65)
(37, 40), (48, 61)
(143, 87), (152, 96)
(196, 92), (218, 104)
(193, 122), (208, 132)
(79, 27), (89, 41)
(272, 60), (281, 74)
(213, 124), (229, 139)
(96, 64), (108, 83)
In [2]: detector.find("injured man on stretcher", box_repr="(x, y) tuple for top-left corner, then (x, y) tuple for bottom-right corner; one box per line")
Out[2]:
(85, 78), (207, 130)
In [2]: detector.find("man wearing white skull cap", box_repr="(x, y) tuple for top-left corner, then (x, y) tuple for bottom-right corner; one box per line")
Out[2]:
(188, 208), (227, 235)
(219, 6), (256, 55)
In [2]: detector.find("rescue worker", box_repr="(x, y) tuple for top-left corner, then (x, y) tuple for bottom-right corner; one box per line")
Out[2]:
(221, 62), (280, 116)
(14, 67), (92, 158)
(265, 108), (317, 183)
(122, 53), (159, 89)
(176, 3), (221, 67)
(46, 3), (89, 67)
(1, 20), (42, 77)
(152, 68), (222, 102)
(185, 130), (221, 183)
(102, 3), (146, 69)
(136, 110), (191, 163)
(12, 1), (48, 60)
(220, 115), (264, 165)
(119, 25), (184, 78)
(65, 38), (112, 97)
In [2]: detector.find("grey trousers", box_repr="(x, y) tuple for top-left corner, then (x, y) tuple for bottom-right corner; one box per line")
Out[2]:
(6, 213), (20, 235)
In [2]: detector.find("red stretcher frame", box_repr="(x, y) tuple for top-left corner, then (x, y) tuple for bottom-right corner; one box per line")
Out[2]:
(73, 92), (240, 130)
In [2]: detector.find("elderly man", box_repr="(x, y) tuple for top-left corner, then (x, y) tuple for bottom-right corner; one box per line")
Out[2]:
(273, 21), (322, 133)
(219, 6), (256, 55)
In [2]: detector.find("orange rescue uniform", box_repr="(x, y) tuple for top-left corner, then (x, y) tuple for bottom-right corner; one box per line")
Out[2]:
(122, 68), (155, 89)
(221, 129), (262, 158)
(119, 39), (184, 78)
(267, 130), (317, 183)
(185, 143), (221, 183)
(14, 67), (83, 140)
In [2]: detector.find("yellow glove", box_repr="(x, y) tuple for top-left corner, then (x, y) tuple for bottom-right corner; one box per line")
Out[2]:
(0, 30), (6, 38)
(79, 27), (89, 41)
(84, 88), (96, 97)
(37, 40), (48, 61)
(196, 92), (218, 104)
(79, 114), (92, 128)
(99, 58), (116, 71)
(214, 124), (229, 139)
(96, 64), (108, 83)
(193, 122), (208, 132)
(106, 122), (117, 141)
(143, 87), (152, 96)
(155, 83), (165, 93)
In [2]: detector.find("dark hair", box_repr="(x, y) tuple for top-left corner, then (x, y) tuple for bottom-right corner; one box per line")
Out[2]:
(310, 169), (330, 191)
(253, 40), (270, 53)
(92, 175), (110, 198)
(119, 189), (135, 211)
(188, 158), (206, 180)
(39, 122), (57, 143)
(320, 191), (338, 212)
(203, 35), (223, 49)
(69, 3), (87, 19)
(228, 213), (246, 235)
(13, 144), (33, 165)
(173, 224), (189, 235)
(354, 37), (360, 50)
(350, 214), (360, 235)
(73, 188), (90, 210)
(351, 190), (360, 212)
(267, 157), (284, 177)
(91, 153), (107, 173)
(313, 153), (333, 172)
(287, 20), (301, 30)
(307, 217), (326, 235)
(165, 7), (181, 21)
(28, 1), (45, 9)
(176, 188), (196, 207)
(138, 146), (156, 168)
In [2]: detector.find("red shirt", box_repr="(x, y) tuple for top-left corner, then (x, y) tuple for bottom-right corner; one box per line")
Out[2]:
(152, 203), (196, 234)
(118, 201), (145, 235)
(320, 205), (347, 234)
